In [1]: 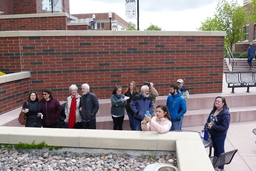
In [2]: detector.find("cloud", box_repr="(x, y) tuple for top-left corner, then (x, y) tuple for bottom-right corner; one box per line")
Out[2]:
(69, 0), (244, 31)
(139, 0), (220, 12)
(83, 0), (220, 12)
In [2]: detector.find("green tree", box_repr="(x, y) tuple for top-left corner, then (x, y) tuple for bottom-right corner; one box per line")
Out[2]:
(126, 23), (137, 30)
(198, 0), (247, 50)
(144, 24), (162, 31)
(247, 0), (256, 23)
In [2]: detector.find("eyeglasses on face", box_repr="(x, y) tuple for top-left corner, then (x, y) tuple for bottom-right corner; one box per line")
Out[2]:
(42, 94), (48, 95)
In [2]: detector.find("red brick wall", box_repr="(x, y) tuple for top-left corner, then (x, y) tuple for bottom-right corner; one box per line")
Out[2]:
(68, 25), (88, 30)
(0, 78), (30, 115)
(0, 33), (224, 102)
(0, 0), (14, 15)
(0, 16), (67, 31)
(0, 0), (60, 15)
(13, 0), (37, 14)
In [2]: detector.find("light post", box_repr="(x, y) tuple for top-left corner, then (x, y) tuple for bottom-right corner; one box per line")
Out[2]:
(137, 0), (139, 30)
(92, 14), (95, 30)
(108, 11), (112, 30)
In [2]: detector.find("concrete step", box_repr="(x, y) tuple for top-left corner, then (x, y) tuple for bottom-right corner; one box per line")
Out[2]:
(2, 93), (256, 130)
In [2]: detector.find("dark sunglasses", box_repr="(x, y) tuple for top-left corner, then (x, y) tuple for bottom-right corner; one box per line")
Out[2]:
(42, 94), (48, 95)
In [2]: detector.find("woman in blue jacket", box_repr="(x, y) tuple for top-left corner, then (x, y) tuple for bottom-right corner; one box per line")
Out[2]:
(205, 96), (230, 171)
(111, 86), (127, 130)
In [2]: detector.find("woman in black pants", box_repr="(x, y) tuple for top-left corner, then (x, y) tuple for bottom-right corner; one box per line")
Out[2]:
(110, 86), (127, 130)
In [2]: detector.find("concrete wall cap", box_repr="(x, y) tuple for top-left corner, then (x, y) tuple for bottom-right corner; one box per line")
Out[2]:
(0, 30), (226, 37)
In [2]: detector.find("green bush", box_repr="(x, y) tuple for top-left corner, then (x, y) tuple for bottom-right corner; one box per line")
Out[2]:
(239, 52), (248, 58)
(232, 52), (241, 58)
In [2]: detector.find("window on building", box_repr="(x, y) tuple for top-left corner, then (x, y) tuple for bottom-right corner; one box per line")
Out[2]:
(254, 24), (256, 40)
(244, 26), (249, 41)
(97, 23), (105, 29)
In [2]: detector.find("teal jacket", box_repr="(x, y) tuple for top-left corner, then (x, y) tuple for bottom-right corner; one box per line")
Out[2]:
(166, 90), (187, 122)
(111, 94), (127, 116)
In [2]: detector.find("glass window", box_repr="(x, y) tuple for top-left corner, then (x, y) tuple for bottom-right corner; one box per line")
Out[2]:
(96, 23), (105, 29)
(244, 26), (249, 40)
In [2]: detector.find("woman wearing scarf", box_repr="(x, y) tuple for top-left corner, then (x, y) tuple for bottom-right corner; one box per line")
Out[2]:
(65, 84), (82, 128)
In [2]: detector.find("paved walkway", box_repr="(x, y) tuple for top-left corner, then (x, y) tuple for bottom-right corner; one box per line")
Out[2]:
(184, 121), (256, 171)
(181, 73), (256, 171)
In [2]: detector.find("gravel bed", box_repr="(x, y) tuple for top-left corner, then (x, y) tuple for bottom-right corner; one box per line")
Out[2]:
(0, 148), (177, 171)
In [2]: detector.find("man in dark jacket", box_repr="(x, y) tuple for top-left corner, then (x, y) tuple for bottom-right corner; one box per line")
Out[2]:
(130, 85), (154, 131)
(79, 83), (99, 129)
(176, 79), (189, 102)
(247, 43), (255, 69)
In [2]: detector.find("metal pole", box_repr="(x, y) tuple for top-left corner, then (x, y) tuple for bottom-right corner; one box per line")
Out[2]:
(51, 0), (54, 13)
(137, 0), (139, 30)
(109, 18), (112, 30)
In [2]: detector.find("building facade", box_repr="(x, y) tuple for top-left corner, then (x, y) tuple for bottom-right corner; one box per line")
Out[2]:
(234, 0), (256, 52)
(72, 13), (129, 31)
(0, 0), (129, 31)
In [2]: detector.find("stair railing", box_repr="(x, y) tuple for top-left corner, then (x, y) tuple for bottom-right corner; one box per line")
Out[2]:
(225, 46), (236, 72)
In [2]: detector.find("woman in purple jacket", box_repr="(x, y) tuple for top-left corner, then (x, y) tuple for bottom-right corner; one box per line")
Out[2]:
(40, 89), (62, 128)
(205, 96), (230, 171)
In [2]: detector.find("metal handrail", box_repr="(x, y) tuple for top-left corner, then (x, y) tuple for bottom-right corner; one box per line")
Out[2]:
(225, 47), (236, 72)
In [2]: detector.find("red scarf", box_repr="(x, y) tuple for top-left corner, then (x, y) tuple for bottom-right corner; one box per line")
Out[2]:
(68, 97), (77, 128)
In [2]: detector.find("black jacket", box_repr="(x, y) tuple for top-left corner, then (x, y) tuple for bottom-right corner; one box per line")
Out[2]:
(79, 92), (99, 120)
(124, 90), (139, 114)
(23, 101), (42, 127)
(205, 107), (230, 137)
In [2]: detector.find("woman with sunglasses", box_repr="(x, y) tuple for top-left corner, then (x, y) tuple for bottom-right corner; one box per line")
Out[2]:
(40, 89), (62, 128)
(141, 105), (171, 134)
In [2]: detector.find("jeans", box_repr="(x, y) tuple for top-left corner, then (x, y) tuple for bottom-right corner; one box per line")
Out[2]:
(170, 120), (182, 131)
(248, 58), (253, 67)
(211, 135), (226, 170)
(127, 112), (135, 130)
(134, 117), (142, 131)
(82, 118), (96, 129)
(112, 115), (124, 130)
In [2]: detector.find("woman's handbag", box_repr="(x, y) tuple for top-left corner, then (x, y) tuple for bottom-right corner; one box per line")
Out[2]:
(18, 101), (28, 125)
(18, 111), (26, 125)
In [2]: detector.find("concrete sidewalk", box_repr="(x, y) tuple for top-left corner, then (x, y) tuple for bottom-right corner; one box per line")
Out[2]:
(181, 73), (256, 171)
(184, 121), (256, 171)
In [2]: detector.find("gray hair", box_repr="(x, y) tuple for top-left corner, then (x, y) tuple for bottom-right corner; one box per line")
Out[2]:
(69, 84), (78, 91)
(81, 83), (90, 91)
(141, 85), (149, 91)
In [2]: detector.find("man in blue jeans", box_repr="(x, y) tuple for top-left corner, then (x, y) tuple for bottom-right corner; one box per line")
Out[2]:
(247, 43), (255, 69)
(166, 83), (186, 131)
(130, 85), (154, 131)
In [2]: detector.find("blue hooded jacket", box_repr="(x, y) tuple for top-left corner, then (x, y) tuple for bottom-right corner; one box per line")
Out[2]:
(166, 90), (186, 122)
(130, 94), (154, 120)
(248, 45), (255, 60)
(205, 107), (230, 137)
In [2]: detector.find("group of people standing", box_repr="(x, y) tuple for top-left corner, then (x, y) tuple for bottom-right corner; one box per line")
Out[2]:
(22, 79), (230, 170)
(22, 83), (99, 129)
(111, 79), (189, 133)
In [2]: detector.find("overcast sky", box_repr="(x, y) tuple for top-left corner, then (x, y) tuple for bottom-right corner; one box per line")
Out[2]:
(70, 0), (244, 31)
